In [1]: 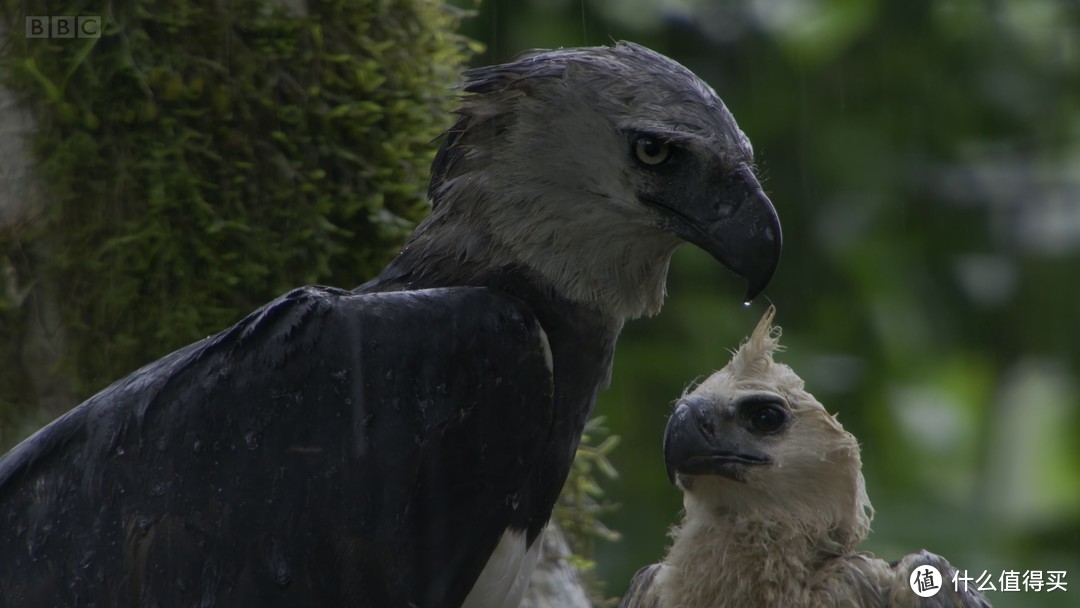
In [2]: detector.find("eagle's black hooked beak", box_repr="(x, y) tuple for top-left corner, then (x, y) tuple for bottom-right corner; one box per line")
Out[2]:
(674, 164), (781, 303)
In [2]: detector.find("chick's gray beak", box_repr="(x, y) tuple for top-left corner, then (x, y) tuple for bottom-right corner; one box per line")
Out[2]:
(674, 164), (781, 303)
(663, 396), (771, 484)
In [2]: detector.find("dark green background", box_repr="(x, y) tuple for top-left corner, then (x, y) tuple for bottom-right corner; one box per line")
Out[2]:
(450, 1), (1080, 606)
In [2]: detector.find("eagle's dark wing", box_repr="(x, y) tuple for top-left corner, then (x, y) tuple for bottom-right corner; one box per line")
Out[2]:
(0, 285), (554, 608)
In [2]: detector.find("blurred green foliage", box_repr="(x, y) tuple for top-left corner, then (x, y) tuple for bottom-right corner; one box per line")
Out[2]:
(556, 417), (621, 569)
(454, 1), (1080, 606)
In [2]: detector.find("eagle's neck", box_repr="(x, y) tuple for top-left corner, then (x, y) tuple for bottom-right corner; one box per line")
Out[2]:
(377, 185), (683, 322)
(654, 509), (843, 608)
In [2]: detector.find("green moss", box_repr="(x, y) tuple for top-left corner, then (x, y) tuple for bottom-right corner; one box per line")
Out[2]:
(0, 0), (476, 421)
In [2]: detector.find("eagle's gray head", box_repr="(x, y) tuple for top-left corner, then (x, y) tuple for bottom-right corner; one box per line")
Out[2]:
(418, 42), (781, 319)
(664, 306), (872, 551)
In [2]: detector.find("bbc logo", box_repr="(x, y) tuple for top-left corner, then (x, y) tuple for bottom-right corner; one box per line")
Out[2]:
(26, 16), (102, 39)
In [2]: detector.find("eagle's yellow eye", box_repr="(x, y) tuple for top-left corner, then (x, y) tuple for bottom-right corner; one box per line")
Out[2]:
(633, 137), (671, 166)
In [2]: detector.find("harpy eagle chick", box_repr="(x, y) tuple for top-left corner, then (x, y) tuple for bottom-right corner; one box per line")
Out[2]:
(621, 307), (990, 608)
(0, 42), (779, 608)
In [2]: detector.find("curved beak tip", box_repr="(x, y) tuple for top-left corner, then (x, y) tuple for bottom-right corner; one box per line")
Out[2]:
(743, 279), (768, 305)
(742, 261), (778, 303)
(741, 240), (781, 303)
(713, 189), (782, 304)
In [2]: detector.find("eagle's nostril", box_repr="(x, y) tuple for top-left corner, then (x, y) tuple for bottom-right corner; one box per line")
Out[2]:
(697, 415), (715, 437)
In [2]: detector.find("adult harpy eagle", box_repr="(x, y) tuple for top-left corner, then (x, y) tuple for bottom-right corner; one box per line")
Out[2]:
(0, 42), (780, 607)
(620, 307), (990, 608)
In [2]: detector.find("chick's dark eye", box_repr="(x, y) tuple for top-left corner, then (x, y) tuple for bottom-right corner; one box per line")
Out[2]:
(633, 137), (671, 166)
(748, 404), (787, 435)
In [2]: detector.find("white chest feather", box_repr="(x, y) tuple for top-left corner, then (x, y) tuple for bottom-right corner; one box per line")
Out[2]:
(462, 528), (544, 608)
